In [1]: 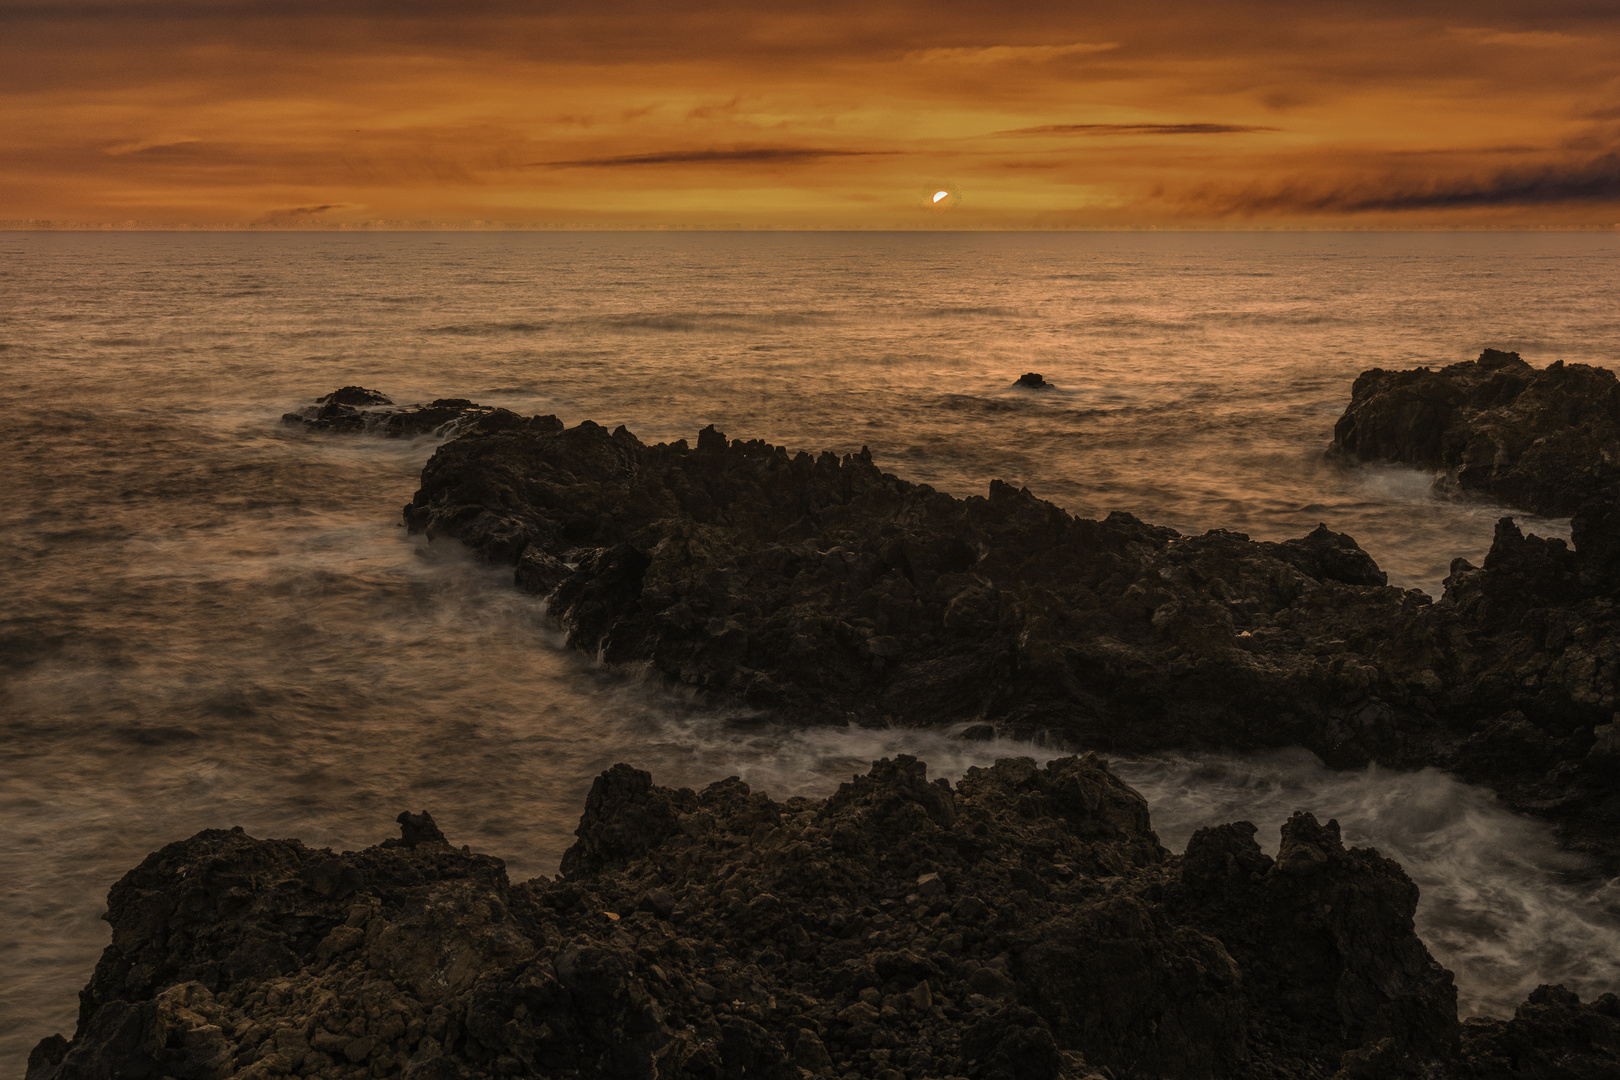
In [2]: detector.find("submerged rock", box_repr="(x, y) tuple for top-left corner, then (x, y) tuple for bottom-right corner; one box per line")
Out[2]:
(34, 755), (1617, 1079)
(383, 408), (1620, 867)
(1329, 349), (1620, 518)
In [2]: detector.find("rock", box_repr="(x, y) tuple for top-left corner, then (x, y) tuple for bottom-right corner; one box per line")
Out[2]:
(636, 887), (676, 919)
(283, 387), (564, 440)
(375, 409), (1620, 868)
(1329, 349), (1620, 517)
(392, 810), (448, 848)
(1459, 984), (1620, 1078)
(317, 386), (393, 407)
(32, 757), (1616, 1079)
(1015, 372), (1052, 388)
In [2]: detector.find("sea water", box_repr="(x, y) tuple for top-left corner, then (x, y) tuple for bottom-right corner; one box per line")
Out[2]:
(2, 230), (1618, 1069)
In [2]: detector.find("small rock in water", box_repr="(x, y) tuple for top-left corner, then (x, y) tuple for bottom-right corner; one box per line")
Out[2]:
(1016, 371), (1052, 388)
(317, 385), (393, 406)
(284, 386), (565, 439)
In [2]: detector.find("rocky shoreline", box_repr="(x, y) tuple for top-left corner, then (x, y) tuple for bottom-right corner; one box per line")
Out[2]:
(28, 756), (1620, 1079)
(36, 351), (1614, 1077)
(285, 353), (1620, 869)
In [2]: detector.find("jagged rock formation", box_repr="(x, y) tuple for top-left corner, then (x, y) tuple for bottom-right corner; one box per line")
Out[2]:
(29, 756), (1619, 1080)
(381, 401), (1620, 868)
(1329, 349), (1620, 518)
(282, 389), (563, 440)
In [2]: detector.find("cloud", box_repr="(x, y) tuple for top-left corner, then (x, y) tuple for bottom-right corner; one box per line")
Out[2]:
(1447, 27), (1585, 49)
(104, 136), (201, 156)
(1204, 152), (1620, 214)
(907, 42), (1118, 64)
(997, 123), (1279, 136)
(253, 203), (346, 223)
(532, 147), (889, 168)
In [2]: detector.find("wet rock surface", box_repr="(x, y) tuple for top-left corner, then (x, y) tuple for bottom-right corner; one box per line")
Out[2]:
(1329, 349), (1620, 518)
(30, 756), (1619, 1079)
(383, 400), (1620, 868)
(282, 389), (565, 440)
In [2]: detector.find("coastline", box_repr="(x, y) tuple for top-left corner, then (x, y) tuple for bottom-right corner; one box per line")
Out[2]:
(29, 755), (1620, 1079)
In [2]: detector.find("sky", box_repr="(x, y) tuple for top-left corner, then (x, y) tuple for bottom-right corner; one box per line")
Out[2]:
(2, 0), (1619, 228)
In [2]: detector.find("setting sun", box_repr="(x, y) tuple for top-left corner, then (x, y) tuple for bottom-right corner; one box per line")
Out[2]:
(3, 0), (1617, 228)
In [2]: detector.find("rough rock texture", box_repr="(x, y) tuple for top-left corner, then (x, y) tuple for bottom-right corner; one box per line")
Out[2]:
(1329, 349), (1620, 518)
(33, 756), (1617, 1080)
(283, 388), (565, 440)
(384, 403), (1620, 868)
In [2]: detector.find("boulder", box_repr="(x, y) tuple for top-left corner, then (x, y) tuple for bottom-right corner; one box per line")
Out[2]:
(1329, 350), (1620, 518)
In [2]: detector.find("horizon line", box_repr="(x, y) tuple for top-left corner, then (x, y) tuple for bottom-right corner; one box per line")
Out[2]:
(5, 223), (1620, 234)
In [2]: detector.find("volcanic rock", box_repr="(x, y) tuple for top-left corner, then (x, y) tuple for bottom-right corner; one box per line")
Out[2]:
(283, 390), (564, 440)
(1329, 349), (1620, 517)
(318, 386), (394, 407)
(33, 755), (1617, 1080)
(385, 409), (1620, 865)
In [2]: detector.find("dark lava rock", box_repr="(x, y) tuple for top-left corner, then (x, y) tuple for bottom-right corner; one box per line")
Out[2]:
(390, 413), (1620, 867)
(33, 755), (1616, 1079)
(391, 810), (449, 849)
(1015, 372), (1052, 389)
(318, 386), (394, 407)
(283, 388), (564, 440)
(1329, 349), (1620, 518)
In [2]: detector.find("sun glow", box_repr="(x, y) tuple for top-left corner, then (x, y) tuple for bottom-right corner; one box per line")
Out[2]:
(932, 190), (949, 203)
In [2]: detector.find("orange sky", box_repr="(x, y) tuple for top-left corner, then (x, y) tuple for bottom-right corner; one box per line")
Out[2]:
(2, 1), (1619, 228)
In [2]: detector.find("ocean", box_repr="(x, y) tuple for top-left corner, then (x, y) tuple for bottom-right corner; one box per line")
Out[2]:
(3, 230), (1618, 1071)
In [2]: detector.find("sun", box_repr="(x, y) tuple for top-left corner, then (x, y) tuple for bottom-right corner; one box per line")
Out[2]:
(921, 180), (963, 212)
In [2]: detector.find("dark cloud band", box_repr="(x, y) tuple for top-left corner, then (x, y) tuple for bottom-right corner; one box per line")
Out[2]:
(533, 147), (888, 168)
(1212, 151), (1620, 213)
(998, 123), (1279, 136)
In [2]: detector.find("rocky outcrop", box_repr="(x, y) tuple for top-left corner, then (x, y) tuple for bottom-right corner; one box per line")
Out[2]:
(1015, 373), (1052, 389)
(379, 404), (1620, 867)
(32, 755), (1617, 1080)
(1329, 349), (1620, 518)
(282, 388), (564, 440)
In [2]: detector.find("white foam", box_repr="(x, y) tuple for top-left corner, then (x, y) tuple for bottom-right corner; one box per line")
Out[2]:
(1112, 749), (1620, 1018)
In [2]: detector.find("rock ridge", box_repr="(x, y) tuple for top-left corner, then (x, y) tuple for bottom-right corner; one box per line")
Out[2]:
(29, 756), (1620, 1079)
(360, 393), (1620, 868)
